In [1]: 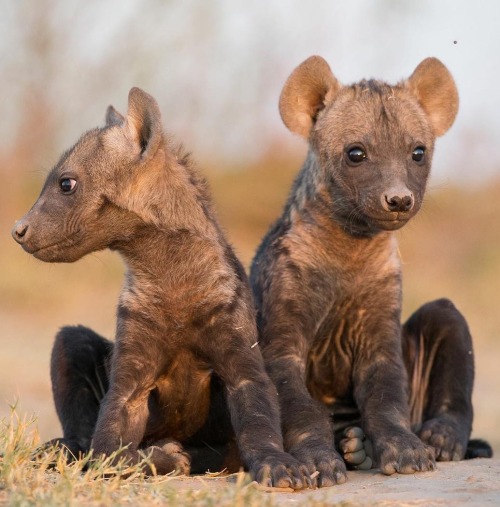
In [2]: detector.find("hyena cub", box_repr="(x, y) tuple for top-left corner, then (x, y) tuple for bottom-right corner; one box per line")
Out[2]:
(12, 87), (310, 489)
(250, 56), (492, 487)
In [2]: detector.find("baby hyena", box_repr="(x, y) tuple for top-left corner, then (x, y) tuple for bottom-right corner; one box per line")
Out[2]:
(12, 87), (310, 489)
(250, 56), (492, 487)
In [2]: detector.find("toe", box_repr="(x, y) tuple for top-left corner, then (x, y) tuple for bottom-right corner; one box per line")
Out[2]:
(344, 426), (365, 439)
(356, 456), (373, 470)
(344, 449), (366, 465)
(340, 437), (364, 453)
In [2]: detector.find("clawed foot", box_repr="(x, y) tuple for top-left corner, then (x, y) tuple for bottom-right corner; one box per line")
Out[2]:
(341, 426), (435, 474)
(375, 430), (435, 475)
(291, 445), (347, 487)
(338, 426), (374, 470)
(418, 417), (467, 461)
(141, 438), (191, 475)
(253, 451), (311, 490)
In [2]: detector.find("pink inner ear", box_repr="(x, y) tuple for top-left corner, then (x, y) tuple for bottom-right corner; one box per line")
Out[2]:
(279, 56), (341, 139)
(407, 58), (458, 137)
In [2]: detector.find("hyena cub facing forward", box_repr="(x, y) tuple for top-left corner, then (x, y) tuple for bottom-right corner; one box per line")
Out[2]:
(250, 56), (492, 486)
(12, 88), (310, 489)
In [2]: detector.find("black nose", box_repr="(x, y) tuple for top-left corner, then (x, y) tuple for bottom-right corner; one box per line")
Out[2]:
(384, 192), (414, 212)
(12, 220), (29, 244)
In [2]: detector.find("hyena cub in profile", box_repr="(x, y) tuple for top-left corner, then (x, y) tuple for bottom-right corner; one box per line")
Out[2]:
(250, 56), (492, 487)
(12, 87), (310, 489)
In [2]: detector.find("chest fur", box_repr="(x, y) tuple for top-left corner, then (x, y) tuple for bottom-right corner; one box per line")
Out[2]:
(304, 241), (402, 404)
(306, 298), (363, 402)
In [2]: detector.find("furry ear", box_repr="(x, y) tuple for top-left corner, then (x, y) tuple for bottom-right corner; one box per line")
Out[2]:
(406, 58), (459, 137)
(279, 55), (341, 138)
(124, 87), (163, 159)
(105, 105), (125, 127)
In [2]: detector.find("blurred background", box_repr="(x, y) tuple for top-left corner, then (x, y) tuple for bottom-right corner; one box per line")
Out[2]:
(1, 0), (499, 455)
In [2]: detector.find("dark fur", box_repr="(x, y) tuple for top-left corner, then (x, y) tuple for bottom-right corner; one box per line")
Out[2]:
(12, 88), (310, 489)
(250, 56), (491, 487)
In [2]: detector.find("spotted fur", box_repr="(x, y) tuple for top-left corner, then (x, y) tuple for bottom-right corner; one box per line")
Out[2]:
(250, 56), (491, 486)
(12, 87), (310, 489)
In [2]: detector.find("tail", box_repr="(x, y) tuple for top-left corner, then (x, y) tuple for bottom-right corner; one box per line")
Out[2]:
(465, 439), (493, 459)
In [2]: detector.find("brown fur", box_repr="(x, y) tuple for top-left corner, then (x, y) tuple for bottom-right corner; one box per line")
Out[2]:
(251, 56), (490, 487)
(12, 88), (311, 489)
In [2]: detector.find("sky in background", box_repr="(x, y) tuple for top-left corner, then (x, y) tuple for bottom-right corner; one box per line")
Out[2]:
(1, 0), (499, 185)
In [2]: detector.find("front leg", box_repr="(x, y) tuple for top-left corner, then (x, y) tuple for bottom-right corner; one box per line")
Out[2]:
(353, 320), (435, 475)
(266, 352), (347, 487)
(214, 342), (312, 489)
(91, 338), (190, 475)
(250, 252), (347, 486)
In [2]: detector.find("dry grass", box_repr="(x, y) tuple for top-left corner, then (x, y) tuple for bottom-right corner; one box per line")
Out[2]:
(0, 404), (281, 506)
(1, 405), (368, 506)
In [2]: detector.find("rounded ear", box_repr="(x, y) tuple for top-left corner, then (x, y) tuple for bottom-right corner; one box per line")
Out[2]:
(105, 105), (125, 127)
(279, 55), (341, 138)
(125, 87), (163, 159)
(406, 58), (459, 137)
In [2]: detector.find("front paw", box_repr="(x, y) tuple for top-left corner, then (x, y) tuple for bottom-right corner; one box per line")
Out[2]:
(252, 451), (311, 490)
(291, 445), (347, 487)
(418, 417), (468, 461)
(375, 431), (435, 475)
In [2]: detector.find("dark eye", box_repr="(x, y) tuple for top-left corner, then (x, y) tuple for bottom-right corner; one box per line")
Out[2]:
(412, 146), (426, 163)
(347, 146), (367, 165)
(60, 178), (77, 194)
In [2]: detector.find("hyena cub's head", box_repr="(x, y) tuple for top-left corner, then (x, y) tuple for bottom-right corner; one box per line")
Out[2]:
(279, 56), (458, 234)
(12, 87), (166, 262)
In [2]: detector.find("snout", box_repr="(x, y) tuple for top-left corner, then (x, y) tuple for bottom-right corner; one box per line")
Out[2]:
(381, 188), (414, 213)
(362, 185), (419, 232)
(12, 218), (30, 245)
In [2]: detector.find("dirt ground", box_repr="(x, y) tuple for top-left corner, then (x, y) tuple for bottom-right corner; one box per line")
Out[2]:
(171, 458), (500, 506)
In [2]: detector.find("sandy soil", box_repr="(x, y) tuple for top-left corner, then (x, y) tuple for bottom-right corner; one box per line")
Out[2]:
(293, 458), (500, 506)
(168, 458), (500, 506)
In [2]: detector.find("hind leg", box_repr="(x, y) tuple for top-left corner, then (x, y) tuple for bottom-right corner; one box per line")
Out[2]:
(340, 298), (487, 467)
(47, 325), (112, 459)
(402, 298), (474, 461)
